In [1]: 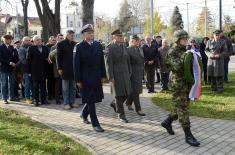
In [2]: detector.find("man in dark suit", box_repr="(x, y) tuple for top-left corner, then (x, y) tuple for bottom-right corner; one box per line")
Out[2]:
(142, 36), (157, 93)
(0, 35), (19, 104)
(152, 35), (162, 83)
(57, 30), (78, 110)
(75, 24), (106, 132)
(27, 35), (50, 106)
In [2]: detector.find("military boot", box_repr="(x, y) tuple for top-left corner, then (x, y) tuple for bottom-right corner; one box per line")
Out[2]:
(161, 116), (175, 135)
(183, 127), (200, 147)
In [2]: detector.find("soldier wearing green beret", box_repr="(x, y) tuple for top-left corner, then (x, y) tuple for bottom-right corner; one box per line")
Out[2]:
(161, 29), (200, 147)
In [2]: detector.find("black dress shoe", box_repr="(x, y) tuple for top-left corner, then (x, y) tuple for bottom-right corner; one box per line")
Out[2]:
(93, 126), (104, 132)
(10, 98), (20, 102)
(34, 102), (39, 107)
(137, 111), (146, 116)
(56, 100), (62, 105)
(119, 118), (129, 123)
(128, 106), (134, 111)
(48, 97), (53, 100)
(110, 102), (116, 112)
(42, 100), (50, 105)
(3, 100), (9, 104)
(80, 116), (90, 124)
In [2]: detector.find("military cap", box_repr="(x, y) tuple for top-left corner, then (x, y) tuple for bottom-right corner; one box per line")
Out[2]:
(173, 29), (189, 43)
(81, 24), (94, 34)
(66, 29), (75, 34)
(111, 29), (123, 36)
(14, 40), (21, 44)
(3, 34), (13, 40)
(156, 35), (162, 38)
(130, 34), (140, 41)
(213, 30), (222, 35)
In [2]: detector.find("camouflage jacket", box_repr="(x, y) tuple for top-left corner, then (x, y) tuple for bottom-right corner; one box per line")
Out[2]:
(166, 44), (187, 91)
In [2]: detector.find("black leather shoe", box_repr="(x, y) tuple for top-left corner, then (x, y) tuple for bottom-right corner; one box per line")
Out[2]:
(184, 127), (200, 147)
(80, 116), (90, 124)
(137, 111), (146, 116)
(128, 106), (134, 111)
(10, 98), (20, 102)
(94, 126), (104, 132)
(119, 118), (129, 123)
(56, 100), (62, 105)
(155, 80), (160, 83)
(110, 101), (116, 112)
(3, 100), (9, 104)
(34, 102), (39, 107)
(161, 117), (175, 135)
(42, 100), (50, 105)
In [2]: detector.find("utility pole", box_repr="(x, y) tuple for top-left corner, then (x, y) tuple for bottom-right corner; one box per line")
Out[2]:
(15, 1), (20, 40)
(219, 0), (222, 30)
(205, 0), (207, 37)
(186, 3), (189, 34)
(150, 0), (154, 37)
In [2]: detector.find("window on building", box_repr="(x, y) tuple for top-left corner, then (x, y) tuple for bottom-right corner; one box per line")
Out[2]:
(69, 21), (73, 27)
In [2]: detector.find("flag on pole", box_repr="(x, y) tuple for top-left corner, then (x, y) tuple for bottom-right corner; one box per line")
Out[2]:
(28, 19), (32, 27)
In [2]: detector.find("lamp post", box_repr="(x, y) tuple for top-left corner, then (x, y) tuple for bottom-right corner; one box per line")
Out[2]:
(150, 0), (154, 37)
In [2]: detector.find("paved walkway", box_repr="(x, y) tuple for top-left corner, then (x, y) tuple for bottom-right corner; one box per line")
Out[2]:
(1, 84), (235, 155)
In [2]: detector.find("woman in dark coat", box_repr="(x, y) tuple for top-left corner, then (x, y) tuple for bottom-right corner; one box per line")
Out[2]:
(75, 24), (106, 132)
(126, 35), (146, 116)
(199, 37), (209, 84)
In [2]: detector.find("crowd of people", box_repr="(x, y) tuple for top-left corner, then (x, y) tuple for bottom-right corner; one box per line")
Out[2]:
(0, 23), (234, 145)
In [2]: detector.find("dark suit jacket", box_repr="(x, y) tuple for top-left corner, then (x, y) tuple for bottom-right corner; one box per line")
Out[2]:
(27, 45), (49, 81)
(0, 44), (19, 73)
(142, 44), (157, 67)
(57, 39), (76, 80)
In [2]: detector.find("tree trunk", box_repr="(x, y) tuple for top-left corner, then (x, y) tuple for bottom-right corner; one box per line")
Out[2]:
(82, 0), (94, 26)
(33, 0), (61, 42)
(21, 0), (29, 36)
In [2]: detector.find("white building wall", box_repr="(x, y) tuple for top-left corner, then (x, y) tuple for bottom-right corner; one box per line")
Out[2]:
(60, 1), (83, 41)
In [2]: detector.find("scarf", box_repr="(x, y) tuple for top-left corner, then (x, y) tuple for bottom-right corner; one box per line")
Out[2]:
(189, 48), (202, 101)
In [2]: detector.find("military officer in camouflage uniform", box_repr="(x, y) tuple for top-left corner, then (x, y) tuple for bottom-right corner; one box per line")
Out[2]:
(161, 30), (200, 147)
(106, 29), (132, 123)
(206, 30), (228, 93)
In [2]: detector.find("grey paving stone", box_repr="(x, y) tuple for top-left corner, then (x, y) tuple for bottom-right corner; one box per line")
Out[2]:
(0, 85), (235, 155)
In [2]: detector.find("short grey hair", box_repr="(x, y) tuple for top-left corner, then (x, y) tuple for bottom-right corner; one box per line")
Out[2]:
(32, 35), (41, 41)
(162, 38), (168, 44)
(22, 36), (30, 42)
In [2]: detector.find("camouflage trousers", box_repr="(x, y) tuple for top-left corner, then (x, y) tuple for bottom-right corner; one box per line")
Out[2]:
(211, 76), (224, 92)
(169, 89), (191, 128)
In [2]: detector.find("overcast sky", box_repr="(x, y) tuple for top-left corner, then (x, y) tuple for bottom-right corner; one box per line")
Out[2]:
(2, 0), (235, 29)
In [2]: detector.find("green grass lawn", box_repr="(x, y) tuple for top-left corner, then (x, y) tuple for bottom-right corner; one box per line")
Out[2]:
(152, 72), (235, 120)
(0, 108), (91, 155)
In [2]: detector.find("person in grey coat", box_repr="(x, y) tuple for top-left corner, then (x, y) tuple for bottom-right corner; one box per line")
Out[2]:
(18, 36), (33, 104)
(106, 29), (132, 123)
(125, 35), (146, 116)
(206, 30), (228, 93)
(158, 39), (170, 91)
